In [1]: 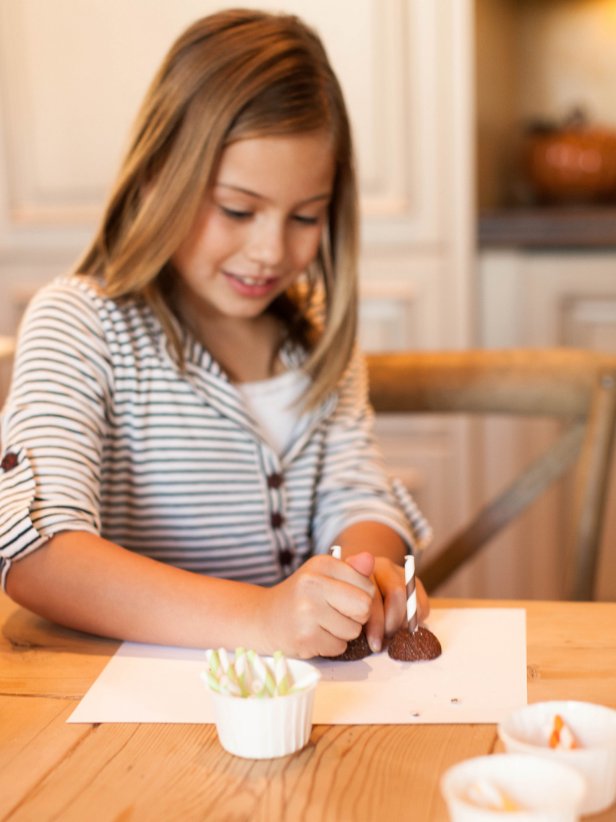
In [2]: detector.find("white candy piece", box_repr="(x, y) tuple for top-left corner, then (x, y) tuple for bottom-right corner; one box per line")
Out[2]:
(466, 779), (521, 811)
(203, 649), (308, 699)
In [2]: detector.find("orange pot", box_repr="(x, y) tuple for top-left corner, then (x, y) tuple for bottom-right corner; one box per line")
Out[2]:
(525, 126), (616, 204)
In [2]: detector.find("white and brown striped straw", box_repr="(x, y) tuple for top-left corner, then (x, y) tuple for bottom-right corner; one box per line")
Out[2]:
(405, 554), (419, 633)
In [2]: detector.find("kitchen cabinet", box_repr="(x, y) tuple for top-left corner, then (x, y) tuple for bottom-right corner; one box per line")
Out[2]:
(0, 0), (473, 345)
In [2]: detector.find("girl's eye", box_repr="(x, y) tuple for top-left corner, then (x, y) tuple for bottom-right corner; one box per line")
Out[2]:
(220, 206), (252, 220)
(293, 214), (320, 226)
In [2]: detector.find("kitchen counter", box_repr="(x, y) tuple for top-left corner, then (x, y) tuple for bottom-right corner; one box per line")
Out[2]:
(478, 207), (616, 249)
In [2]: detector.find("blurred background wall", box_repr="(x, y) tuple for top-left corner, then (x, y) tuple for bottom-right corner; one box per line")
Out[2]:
(1, 0), (614, 600)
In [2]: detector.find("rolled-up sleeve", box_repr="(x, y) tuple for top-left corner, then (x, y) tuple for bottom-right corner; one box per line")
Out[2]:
(0, 281), (112, 588)
(312, 349), (432, 555)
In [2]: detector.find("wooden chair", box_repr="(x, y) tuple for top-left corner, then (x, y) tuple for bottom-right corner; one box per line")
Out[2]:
(367, 348), (616, 601)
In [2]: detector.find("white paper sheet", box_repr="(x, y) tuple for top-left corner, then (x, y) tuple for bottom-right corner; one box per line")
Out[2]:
(68, 608), (527, 725)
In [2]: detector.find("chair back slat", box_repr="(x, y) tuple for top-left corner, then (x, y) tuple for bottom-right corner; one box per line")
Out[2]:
(367, 348), (616, 600)
(420, 421), (585, 592)
(368, 349), (597, 418)
(567, 370), (616, 600)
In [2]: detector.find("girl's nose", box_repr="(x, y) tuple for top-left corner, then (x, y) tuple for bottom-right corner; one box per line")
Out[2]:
(247, 219), (285, 269)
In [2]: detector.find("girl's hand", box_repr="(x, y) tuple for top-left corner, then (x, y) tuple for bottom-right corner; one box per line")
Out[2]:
(349, 556), (429, 653)
(262, 554), (376, 659)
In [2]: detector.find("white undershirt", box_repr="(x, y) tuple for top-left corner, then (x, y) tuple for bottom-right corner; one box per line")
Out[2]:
(237, 369), (310, 455)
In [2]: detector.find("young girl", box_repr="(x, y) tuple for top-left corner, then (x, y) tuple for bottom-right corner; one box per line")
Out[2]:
(0, 9), (431, 658)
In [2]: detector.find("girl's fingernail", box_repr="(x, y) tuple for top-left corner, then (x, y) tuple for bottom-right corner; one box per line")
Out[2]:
(368, 635), (382, 653)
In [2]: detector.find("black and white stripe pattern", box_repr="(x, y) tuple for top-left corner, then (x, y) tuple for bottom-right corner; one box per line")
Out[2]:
(405, 554), (419, 633)
(0, 275), (432, 589)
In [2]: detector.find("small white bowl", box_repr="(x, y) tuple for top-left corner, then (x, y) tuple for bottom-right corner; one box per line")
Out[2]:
(498, 700), (616, 816)
(205, 656), (320, 759)
(441, 753), (586, 821)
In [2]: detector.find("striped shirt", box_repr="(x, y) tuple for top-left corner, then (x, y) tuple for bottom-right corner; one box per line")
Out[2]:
(0, 275), (431, 589)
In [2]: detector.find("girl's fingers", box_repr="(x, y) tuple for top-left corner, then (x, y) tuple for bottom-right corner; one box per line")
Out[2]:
(314, 635), (348, 659)
(290, 555), (373, 625)
(318, 607), (366, 645)
(373, 558), (407, 635)
(281, 555), (432, 658)
(321, 575), (373, 624)
(363, 588), (385, 652)
(343, 551), (375, 579)
(322, 553), (375, 596)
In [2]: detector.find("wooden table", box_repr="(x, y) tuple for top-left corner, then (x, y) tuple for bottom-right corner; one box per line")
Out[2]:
(1, 593), (615, 821)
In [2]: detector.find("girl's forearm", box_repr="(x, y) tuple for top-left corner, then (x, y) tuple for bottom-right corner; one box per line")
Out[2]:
(333, 521), (407, 564)
(6, 529), (388, 657)
(5, 531), (272, 651)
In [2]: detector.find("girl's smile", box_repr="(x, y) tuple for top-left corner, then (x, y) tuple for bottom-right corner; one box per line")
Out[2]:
(171, 131), (335, 328)
(222, 270), (279, 298)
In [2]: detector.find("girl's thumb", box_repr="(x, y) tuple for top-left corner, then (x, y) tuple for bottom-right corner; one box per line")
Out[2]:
(344, 551), (375, 579)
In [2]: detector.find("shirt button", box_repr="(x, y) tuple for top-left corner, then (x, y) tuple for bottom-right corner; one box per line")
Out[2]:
(279, 549), (293, 566)
(267, 472), (284, 489)
(1, 452), (18, 471)
(270, 512), (285, 529)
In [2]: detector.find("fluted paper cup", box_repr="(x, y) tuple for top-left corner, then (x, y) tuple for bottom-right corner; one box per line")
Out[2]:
(206, 657), (320, 759)
(498, 701), (616, 815)
(441, 753), (586, 821)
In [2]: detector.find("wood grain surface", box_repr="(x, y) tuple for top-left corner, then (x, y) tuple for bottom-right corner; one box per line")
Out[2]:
(1, 594), (615, 821)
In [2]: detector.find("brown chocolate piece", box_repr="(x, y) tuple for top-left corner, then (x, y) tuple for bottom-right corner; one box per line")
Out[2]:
(330, 629), (373, 661)
(387, 625), (442, 662)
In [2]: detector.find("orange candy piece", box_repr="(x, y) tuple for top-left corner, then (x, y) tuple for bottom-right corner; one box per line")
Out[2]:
(548, 714), (579, 749)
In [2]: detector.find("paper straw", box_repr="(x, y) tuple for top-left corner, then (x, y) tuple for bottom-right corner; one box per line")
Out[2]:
(234, 647), (251, 696)
(220, 673), (243, 697)
(205, 648), (221, 676)
(218, 648), (245, 695)
(202, 648), (304, 698)
(201, 670), (223, 693)
(218, 647), (231, 673)
(289, 672), (319, 694)
(273, 650), (292, 695)
(329, 544), (342, 560)
(247, 650), (276, 697)
(405, 554), (418, 633)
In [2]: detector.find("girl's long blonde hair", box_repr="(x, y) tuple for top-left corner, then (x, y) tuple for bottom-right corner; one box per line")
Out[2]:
(77, 8), (359, 408)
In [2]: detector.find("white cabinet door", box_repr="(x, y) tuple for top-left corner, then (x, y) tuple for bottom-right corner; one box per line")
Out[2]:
(0, 0), (473, 344)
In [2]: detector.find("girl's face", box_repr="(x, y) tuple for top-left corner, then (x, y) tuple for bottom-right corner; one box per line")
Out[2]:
(171, 131), (335, 324)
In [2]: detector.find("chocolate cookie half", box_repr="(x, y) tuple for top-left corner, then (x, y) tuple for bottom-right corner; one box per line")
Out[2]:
(387, 625), (442, 662)
(331, 629), (373, 661)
